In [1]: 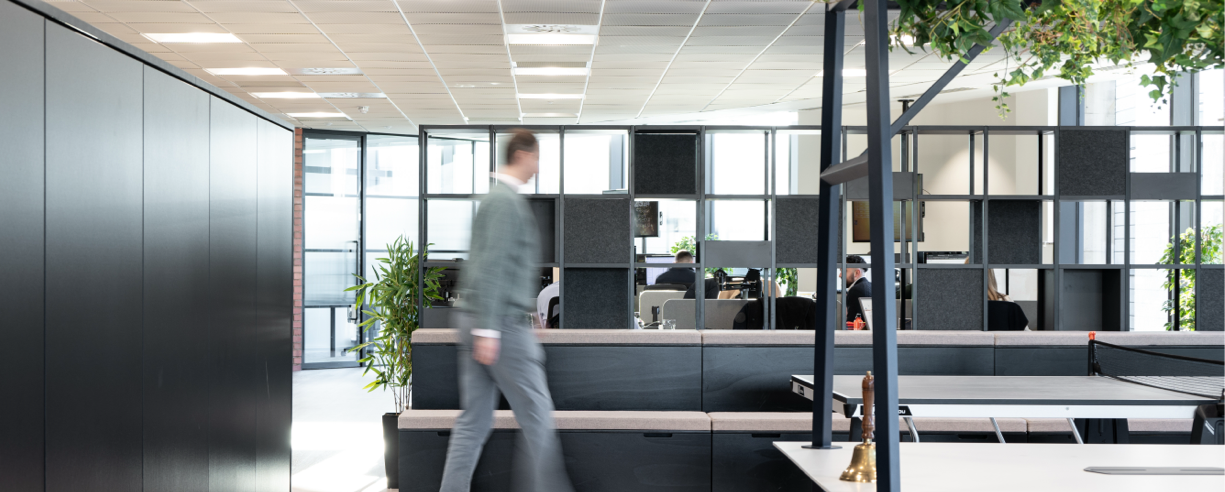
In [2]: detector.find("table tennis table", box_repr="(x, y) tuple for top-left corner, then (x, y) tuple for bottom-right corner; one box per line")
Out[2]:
(791, 375), (1221, 443)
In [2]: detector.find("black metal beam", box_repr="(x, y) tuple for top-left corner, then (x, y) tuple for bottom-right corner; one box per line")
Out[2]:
(820, 18), (1014, 186)
(809, 4), (846, 451)
(864, 0), (901, 490)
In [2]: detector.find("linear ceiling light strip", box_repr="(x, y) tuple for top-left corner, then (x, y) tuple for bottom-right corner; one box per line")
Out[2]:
(495, 0), (525, 122)
(635, 0), (713, 119)
(574, 0), (607, 124)
(391, 0), (469, 124)
(702, 1), (816, 111)
(179, 0), (364, 129)
(283, 0), (418, 130)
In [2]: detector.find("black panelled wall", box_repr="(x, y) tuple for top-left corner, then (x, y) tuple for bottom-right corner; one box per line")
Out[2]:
(0, 2), (45, 490)
(0, 3), (294, 491)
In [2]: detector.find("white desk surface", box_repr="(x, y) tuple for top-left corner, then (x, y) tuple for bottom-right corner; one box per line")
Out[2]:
(774, 441), (1225, 492)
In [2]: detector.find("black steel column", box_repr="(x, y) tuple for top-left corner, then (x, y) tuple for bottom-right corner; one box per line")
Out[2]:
(810, 3), (846, 450)
(864, 0), (900, 489)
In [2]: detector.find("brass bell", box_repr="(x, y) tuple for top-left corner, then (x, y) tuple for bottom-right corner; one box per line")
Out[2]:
(839, 441), (876, 482)
(840, 371), (877, 483)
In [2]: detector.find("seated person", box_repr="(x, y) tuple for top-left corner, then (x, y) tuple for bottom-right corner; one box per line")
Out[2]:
(842, 255), (871, 323)
(683, 277), (721, 299)
(984, 269), (1029, 331)
(654, 250), (697, 287)
(716, 268), (784, 299)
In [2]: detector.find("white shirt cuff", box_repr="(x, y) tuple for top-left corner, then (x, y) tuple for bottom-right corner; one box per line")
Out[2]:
(471, 328), (501, 339)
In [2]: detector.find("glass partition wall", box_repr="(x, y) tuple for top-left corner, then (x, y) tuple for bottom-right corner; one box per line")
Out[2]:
(304, 125), (1222, 342)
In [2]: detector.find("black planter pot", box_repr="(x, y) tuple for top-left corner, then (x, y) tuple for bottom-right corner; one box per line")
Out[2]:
(383, 412), (400, 490)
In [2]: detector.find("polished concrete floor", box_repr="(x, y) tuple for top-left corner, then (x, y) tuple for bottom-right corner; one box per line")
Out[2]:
(293, 367), (396, 492)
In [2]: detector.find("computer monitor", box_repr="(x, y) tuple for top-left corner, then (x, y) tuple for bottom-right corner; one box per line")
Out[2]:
(643, 255), (674, 285)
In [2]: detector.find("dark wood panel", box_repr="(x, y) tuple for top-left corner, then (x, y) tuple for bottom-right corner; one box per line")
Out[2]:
(399, 430), (515, 492)
(209, 97), (260, 492)
(142, 67), (211, 492)
(545, 346), (702, 411)
(0, 5), (44, 491)
(44, 22), (145, 492)
(712, 433), (813, 492)
(703, 347), (813, 412)
(255, 120), (293, 492)
(560, 431), (711, 492)
(835, 347), (995, 376)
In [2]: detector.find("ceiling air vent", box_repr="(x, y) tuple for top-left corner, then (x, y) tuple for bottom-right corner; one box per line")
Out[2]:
(286, 67), (363, 76)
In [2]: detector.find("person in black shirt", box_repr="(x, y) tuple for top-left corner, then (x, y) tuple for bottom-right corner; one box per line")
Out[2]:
(655, 250), (697, 287)
(842, 255), (872, 323)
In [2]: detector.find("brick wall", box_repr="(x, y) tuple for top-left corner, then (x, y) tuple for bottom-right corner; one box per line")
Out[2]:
(292, 128), (304, 371)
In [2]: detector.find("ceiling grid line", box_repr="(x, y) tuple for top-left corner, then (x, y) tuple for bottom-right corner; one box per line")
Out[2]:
(574, 0), (607, 124)
(634, 0), (713, 119)
(390, 0), (470, 123)
(495, 0), (524, 122)
(280, 0), (417, 130)
(773, 34), (873, 104)
(174, 0), (369, 130)
(701, 0), (817, 111)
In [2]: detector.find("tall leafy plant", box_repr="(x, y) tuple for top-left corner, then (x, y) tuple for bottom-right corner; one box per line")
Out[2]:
(347, 236), (445, 412)
(890, 0), (1223, 116)
(1159, 224), (1222, 331)
(671, 233), (728, 276)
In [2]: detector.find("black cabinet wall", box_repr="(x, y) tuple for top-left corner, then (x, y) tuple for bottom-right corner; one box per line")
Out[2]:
(0, 4), (294, 491)
(0, 2), (46, 491)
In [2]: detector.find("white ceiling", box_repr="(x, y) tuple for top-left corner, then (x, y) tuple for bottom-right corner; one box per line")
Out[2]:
(47, 0), (1039, 132)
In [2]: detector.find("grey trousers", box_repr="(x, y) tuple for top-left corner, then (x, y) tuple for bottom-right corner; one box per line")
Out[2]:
(439, 319), (574, 492)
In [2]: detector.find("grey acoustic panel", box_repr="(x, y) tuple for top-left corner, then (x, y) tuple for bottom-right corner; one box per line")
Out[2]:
(634, 133), (698, 195)
(0, 4), (43, 491)
(987, 200), (1041, 265)
(1198, 269), (1223, 331)
(1130, 172), (1198, 200)
(209, 97), (260, 492)
(529, 198), (556, 263)
(563, 268), (630, 328)
(45, 22), (145, 492)
(255, 119), (293, 492)
(142, 67), (212, 492)
(1057, 129), (1127, 196)
(776, 197), (820, 264)
(705, 240), (771, 268)
(915, 269), (983, 330)
(563, 198), (630, 263)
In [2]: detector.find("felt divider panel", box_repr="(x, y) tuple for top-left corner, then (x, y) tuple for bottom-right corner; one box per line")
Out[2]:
(45, 22), (146, 492)
(563, 268), (630, 328)
(1057, 129), (1128, 196)
(915, 269), (983, 330)
(529, 197), (556, 263)
(563, 197), (630, 263)
(634, 133), (698, 195)
(775, 197), (821, 264)
(973, 200), (1041, 265)
(1198, 269), (1224, 331)
(0, 4), (44, 490)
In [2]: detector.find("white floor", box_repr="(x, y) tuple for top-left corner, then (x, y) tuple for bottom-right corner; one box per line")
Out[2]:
(293, 367), (396, 492)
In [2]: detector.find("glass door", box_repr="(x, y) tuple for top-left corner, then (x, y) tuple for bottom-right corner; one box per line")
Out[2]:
(303, 134), (362, 368)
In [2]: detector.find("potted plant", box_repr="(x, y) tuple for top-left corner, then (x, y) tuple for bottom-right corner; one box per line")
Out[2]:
(890, 0), (1222, 116)
(346, 236), (444, 489)
(1159, 224), (1222, 330)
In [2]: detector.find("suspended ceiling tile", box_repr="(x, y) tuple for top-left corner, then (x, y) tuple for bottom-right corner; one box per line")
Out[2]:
(400, 0), (500, 13)
(194, 1), (300, 13)
(602, 13), (700, 26)
(313, 23), (413, 34)
(598, 25), (695, 37)
(681, 45), (762, 54)
(595, 45), (682, 55)
(592, 53), (675, 62)
(61, 11), (116, 23)
(706, 1), (811, 15)
(225, 23), (323, 34)
(772, 36), (821, 47)
(404, 12), (504, 24)
(699, 13), (795, 26)
(203, 12), (311, 24)
(428, 45), (508, 54)
(241, 33), (332, 43)
(502, 12), (600, 24)
(410, 24), (504, 35)
(347, 52), (431, 62)
(307, 12), (409, 24)
(104, 11), (214, 23)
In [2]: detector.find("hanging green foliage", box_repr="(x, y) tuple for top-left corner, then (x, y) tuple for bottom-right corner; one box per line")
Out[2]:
(890, 0), (1224, 116)
(1158, 224), (1222, 331)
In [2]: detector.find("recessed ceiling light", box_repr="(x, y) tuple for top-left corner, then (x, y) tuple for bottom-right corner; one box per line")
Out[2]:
(142, 32), (242, 44)
(508, 33), (596, 45)
(815, 68), (867, 77)
(252, 92), (319, 99)
(205, 67), (287, 76)
(318, 93), (386, 99)
(514, 67), (589, 76)
(517, 93), (584, 100)
(285, 67), (364, 76)
(288, 112), (350, 119)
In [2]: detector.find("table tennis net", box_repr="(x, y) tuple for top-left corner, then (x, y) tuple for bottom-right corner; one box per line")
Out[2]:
(1090, 340), (1225, 400)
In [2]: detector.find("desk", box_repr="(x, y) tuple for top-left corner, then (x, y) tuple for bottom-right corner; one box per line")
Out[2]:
(773, 441), (1224, 492)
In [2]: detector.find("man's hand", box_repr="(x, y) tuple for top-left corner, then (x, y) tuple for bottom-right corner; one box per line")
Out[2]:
(473, 336), (500, 366)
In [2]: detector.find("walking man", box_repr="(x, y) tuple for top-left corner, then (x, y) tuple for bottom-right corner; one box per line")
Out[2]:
(440, 129), (573, 492)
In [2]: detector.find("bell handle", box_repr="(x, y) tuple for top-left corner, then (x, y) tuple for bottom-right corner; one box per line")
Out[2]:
(861, 371), (874, 442)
